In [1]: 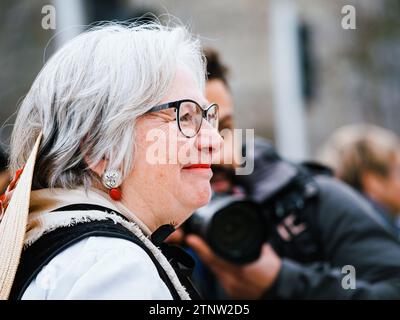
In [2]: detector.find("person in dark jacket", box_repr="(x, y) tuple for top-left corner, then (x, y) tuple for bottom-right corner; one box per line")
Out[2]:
(185, 48), (400, 300)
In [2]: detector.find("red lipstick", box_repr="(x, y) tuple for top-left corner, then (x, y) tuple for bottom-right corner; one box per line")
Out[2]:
(183, 164), (211, 169)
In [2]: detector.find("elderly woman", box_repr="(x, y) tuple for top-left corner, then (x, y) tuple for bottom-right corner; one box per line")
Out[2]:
(0, 23), (222, 300)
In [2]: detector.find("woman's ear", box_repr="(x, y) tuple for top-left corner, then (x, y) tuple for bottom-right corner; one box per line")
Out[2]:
(361, 170), (386, 199)
(84, 155), (107, 178)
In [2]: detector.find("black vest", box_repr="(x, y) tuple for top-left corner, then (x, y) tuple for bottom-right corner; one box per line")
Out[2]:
(9, 204), (201, 300)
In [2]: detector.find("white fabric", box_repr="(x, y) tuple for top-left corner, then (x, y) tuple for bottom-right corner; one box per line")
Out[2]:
(22, 236), (173, 300)
(19, 187), (190, 300)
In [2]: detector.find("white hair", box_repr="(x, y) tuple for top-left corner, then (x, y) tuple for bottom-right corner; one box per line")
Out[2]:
(10, 22), (206, 189)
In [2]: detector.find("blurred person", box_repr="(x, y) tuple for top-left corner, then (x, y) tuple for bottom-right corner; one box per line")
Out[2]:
(318, 124), (400, 238)
(184, 48), (400, 300)
(0, 22), (223, 300)
(204, 48), (242, 192)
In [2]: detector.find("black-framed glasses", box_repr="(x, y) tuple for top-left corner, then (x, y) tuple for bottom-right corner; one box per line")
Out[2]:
(145, 99), (219, 138)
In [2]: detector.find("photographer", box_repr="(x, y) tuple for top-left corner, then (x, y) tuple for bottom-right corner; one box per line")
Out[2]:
(184, 48), (400, 299)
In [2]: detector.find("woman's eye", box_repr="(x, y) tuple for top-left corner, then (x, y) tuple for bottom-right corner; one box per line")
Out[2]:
(180, 112), (192, 122)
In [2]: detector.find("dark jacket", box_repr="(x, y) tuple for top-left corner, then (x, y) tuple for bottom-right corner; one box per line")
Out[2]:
(365, 196), (400, 240)
(264, 175), (400, 299)
(194, 137), (400, 299)
(239, 137), (400, 299)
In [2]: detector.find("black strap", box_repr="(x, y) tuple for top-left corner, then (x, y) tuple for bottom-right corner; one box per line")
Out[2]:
(10, 203), (201, 300)
(50, 203), (129, 220)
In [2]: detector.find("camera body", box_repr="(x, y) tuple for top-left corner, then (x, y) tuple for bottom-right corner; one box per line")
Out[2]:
(184, 161), (326, 265)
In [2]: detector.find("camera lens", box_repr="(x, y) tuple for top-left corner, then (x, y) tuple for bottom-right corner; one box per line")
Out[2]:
(207, 200), (267, 264)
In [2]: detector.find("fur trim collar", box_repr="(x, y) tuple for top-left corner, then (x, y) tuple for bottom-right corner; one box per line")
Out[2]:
(24, 188), (191, 300)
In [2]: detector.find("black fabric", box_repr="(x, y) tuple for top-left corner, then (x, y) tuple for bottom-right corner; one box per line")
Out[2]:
(263, 176), (400, 299)
(10, 203), (201, 300)
(151, 224), (176, 246)
(237, 139), (400, 299)
(46, 203), (128, 220)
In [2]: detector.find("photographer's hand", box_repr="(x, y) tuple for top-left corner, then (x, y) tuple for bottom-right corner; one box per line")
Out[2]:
(165, 228), (185, 244)
(186, 235), (282, 299)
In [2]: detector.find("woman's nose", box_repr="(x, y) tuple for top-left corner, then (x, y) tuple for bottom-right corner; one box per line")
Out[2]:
(196, 120), (223, 156)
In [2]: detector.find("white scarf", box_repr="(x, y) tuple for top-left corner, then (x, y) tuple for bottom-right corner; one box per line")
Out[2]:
(24, 187), (191, 300)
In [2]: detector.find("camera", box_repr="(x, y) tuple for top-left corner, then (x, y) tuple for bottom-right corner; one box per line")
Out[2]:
(183, 158), (324, 265)
(184, 193), (269, 264)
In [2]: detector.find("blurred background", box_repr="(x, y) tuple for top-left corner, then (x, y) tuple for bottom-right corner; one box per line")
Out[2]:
(0, 0), (399, 161)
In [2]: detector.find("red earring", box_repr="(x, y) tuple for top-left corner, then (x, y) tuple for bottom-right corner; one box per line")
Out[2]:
(109, 188), (122, 201)
(102, 170), (122, 201)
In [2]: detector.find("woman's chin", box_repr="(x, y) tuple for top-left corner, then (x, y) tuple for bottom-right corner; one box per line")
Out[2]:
(187, 183), (212, 209)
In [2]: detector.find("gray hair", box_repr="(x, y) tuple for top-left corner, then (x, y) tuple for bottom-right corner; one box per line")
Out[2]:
(9, 22), (206, 189)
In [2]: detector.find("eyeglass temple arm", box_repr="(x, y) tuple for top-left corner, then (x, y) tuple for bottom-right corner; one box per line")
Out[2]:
(146, 103), (173, 113)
